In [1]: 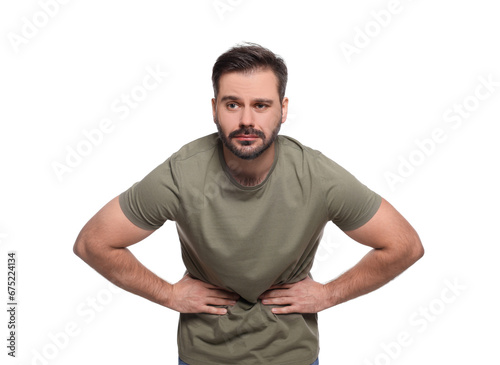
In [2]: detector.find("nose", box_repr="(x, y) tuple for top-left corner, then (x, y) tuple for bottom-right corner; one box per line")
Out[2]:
(239, 107), (254, 128)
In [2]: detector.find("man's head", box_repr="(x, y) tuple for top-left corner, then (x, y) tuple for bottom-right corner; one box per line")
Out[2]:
(211, 43), (289, 160)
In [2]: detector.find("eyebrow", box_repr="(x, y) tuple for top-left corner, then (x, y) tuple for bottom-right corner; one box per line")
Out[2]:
(220, 95), (274, 104)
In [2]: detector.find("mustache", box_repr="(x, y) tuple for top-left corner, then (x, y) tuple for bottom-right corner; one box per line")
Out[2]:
(228, 128), (266, 139)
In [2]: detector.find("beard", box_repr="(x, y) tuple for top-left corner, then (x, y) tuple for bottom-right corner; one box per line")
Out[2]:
(215, 114), (282, 160)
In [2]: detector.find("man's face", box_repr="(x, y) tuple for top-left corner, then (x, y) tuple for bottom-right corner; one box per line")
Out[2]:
(212, 68), (288, 160)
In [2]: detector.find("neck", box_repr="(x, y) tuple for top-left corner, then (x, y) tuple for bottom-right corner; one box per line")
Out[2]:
(222, 143), (276, 186)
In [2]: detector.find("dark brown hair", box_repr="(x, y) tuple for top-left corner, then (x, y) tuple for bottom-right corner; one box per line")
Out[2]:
(212, 42), (288, 103)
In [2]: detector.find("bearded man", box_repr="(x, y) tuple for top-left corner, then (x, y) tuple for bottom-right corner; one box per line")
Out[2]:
(74, 43), (424, 365)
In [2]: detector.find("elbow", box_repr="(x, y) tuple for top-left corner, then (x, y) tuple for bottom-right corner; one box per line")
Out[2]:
(73, 237), (87, 260)
(73, 232), (93, 262)
(409, 235), (424, 264)
(73, 231), (113, 266)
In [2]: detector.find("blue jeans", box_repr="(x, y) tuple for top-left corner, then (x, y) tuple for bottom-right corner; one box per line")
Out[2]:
(179, 358), (319, 365)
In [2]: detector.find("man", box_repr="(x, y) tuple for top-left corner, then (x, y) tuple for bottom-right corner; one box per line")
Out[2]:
(73, 43), (424, 365)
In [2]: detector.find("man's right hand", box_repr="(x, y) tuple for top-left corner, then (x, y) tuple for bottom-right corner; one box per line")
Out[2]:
(74, 196), (238, 316)
(167, 274), (239, 315)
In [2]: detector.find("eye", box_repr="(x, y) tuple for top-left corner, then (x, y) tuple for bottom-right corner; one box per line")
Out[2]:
(255, 103), (268, 110)
(227, 103), (238, 109)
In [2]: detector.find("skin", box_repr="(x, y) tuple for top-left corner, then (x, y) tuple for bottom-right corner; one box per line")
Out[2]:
(259, 198), (424, 313)
(73, 68), (424, 317)
(73, 197), (238, 315)
(212, 68), (288, 185)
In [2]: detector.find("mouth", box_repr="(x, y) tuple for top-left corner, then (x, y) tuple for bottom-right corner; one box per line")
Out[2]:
(233, 134), (260, 141)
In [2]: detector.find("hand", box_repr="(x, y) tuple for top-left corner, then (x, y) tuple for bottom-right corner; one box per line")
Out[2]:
(259, 276), (330, 314)
(166, 274), (240, 315)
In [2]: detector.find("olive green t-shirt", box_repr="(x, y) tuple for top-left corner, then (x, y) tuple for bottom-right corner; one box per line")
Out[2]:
(119, 133), (381, 365)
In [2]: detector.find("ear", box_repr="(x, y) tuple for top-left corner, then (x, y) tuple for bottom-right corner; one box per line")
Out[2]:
(211, 98), (216, 123)
(280, 97), (289, 124)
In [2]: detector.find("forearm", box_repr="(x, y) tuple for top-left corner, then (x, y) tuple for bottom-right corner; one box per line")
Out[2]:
(74, 241), (172, 307)
(325, 245), (422, 307)
(261, 199), (424, 314)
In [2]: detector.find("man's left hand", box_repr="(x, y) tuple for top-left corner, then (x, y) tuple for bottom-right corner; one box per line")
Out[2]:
(259, 276), (330, 314)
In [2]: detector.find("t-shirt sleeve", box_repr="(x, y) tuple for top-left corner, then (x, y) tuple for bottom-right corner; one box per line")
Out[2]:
(319, 153), (382, 231)
(118, 158), (180, 230)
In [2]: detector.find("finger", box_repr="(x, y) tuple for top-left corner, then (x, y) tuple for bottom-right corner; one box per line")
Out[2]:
(206, 297), (238, 306)
(208, 289), (240, 300)
(204, 284), (240, 296)
(189, 277), (225, 291)
(201, 305), (228, 315)
(259, 289), (290, 299)
(261, 296), (291, 306)
(270, 305), (297, 315)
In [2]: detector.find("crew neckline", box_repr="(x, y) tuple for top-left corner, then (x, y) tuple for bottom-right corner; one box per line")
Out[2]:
(217, 136), (280, 191)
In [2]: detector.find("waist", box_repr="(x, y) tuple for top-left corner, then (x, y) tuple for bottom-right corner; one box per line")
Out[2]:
(178, 300), (319, 364)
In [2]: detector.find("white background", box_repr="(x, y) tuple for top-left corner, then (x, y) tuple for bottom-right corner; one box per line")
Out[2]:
(1, 0), (499, 364)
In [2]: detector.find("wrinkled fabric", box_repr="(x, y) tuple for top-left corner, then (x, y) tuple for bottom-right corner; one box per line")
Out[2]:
(120, 133), (381, 365)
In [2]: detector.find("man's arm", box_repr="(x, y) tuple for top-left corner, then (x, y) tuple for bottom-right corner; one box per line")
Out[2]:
(73, 196), (239, 315)
(260, 198), (424, 313)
